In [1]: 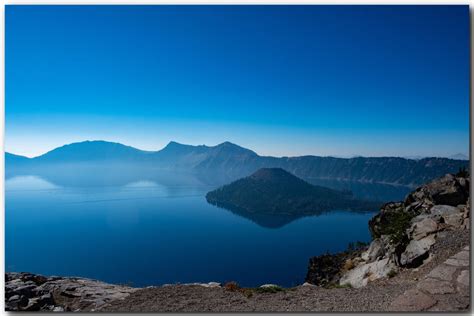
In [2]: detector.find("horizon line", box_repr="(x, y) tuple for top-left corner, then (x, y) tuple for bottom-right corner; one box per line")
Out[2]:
(4, 139), (470, 161)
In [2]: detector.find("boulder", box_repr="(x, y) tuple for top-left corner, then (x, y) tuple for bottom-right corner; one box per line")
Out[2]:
(5, 272), (137, 312)
(13, 284), (37, 297)
(400, 234), (436, 267)
(301, 282), (316, 287)
(405, 174), (469, 208)
(339, 258), (396, 288)
(430, 205), (464, 227)
(23, 298), (43, 311)
(408, 217), (438, 240)
(8, 295), (20, 302)
(361, 238), (385, 262)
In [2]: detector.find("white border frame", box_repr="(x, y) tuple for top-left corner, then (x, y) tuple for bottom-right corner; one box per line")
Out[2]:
(0, 2), (471, 316)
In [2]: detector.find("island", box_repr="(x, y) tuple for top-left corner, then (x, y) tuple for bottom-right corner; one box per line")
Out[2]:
(205, 168), (381, 218)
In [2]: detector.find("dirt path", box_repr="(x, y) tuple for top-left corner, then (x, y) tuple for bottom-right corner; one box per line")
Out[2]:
(389, 246), (470, 311)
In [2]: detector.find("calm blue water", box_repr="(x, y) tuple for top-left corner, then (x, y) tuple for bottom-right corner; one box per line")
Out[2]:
(5, 174), (409, 287)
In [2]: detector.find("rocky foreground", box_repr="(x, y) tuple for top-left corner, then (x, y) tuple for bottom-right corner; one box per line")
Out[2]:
(307, 172), (470, 288)
(5, 172), (471, 312)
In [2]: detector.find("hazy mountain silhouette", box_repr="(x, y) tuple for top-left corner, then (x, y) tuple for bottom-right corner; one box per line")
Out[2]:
(449, 153), (469, 160)
(5, 152), (30, 164)
(33, 140), (152, 163)
(5, 140), (469, 187)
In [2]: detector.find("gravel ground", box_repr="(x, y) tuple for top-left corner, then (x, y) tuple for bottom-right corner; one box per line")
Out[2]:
(104, 229), (469, 312)
(103, 284), (407, 312)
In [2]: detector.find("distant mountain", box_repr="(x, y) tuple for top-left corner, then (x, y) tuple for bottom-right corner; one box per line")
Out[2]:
(404, 155), (425, 160)
(449, 153), (469, 160)
(205, 168), (380, 226)
(5, 152), (30, 164)
(33, 140), (152, 163)
(5, 140), (469, 187)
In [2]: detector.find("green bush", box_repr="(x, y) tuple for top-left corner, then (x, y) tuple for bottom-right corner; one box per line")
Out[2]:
(254, 285), (284, 294)
(387, 269), (398, 278)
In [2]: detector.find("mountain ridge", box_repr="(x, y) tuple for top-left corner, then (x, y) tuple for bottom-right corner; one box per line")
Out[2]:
(6, 140), (469, 162)
(5, 140), (469, 187)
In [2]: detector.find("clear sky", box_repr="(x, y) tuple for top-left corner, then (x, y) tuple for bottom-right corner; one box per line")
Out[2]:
(6, 5), (470, 158)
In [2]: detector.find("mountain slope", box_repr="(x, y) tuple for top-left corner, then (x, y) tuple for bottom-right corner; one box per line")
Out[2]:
(5, 152), (31, 165)
(34, 140), (150, 163)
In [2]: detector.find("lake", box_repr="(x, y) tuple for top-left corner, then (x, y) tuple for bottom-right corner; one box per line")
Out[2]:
(5, 172), (411, 287)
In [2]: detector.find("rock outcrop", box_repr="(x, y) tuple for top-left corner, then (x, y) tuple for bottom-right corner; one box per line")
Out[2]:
(344, 173), (469, 287)
(306, 172), (470, 288)
(5, 272), (137, 312)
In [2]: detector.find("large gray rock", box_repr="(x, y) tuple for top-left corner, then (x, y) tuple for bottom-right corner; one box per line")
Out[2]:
(5, 272), (137, 312)
(361, 238), (385, 262)
(339, 258), (396, 288)
(400, 234), (436, 267)
(405, 174), (469, 208)
(408, 217), (438, 240)
(430, 205), (464, 227)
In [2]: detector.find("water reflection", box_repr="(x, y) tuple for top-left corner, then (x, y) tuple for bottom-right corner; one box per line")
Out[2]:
(5, 170), (396, 287)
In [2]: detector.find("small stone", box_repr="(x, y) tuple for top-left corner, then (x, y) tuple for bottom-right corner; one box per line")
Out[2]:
(427, 264), (457, 281)
(40, 293), (54, 305)
(417, 278), (455, 294)
(389, 289), (437, 311)
(53, 306), (65, 312)
(14, 284), (36, 296)
(8, 295), (20, 302)
(457, 270), (469, 287)
(207, 282), (221, 288)
(301, 282), (316, 287)
(23, 298), (42, 311)
(260, 284), (279, 288)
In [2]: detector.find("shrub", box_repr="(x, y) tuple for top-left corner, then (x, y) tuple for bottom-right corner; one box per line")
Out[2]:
(326, 283), (352, 289)
(240, 288), (253, 298)
(254, 285), (284, 294)
(224, 281), (240, 292)
(457, 167), (469, 177)
(342, 259), (355, 271)
(387, 269), (398, 278)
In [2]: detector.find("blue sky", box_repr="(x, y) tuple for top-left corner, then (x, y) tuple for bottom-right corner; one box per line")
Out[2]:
(6, 5), (469, 158)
